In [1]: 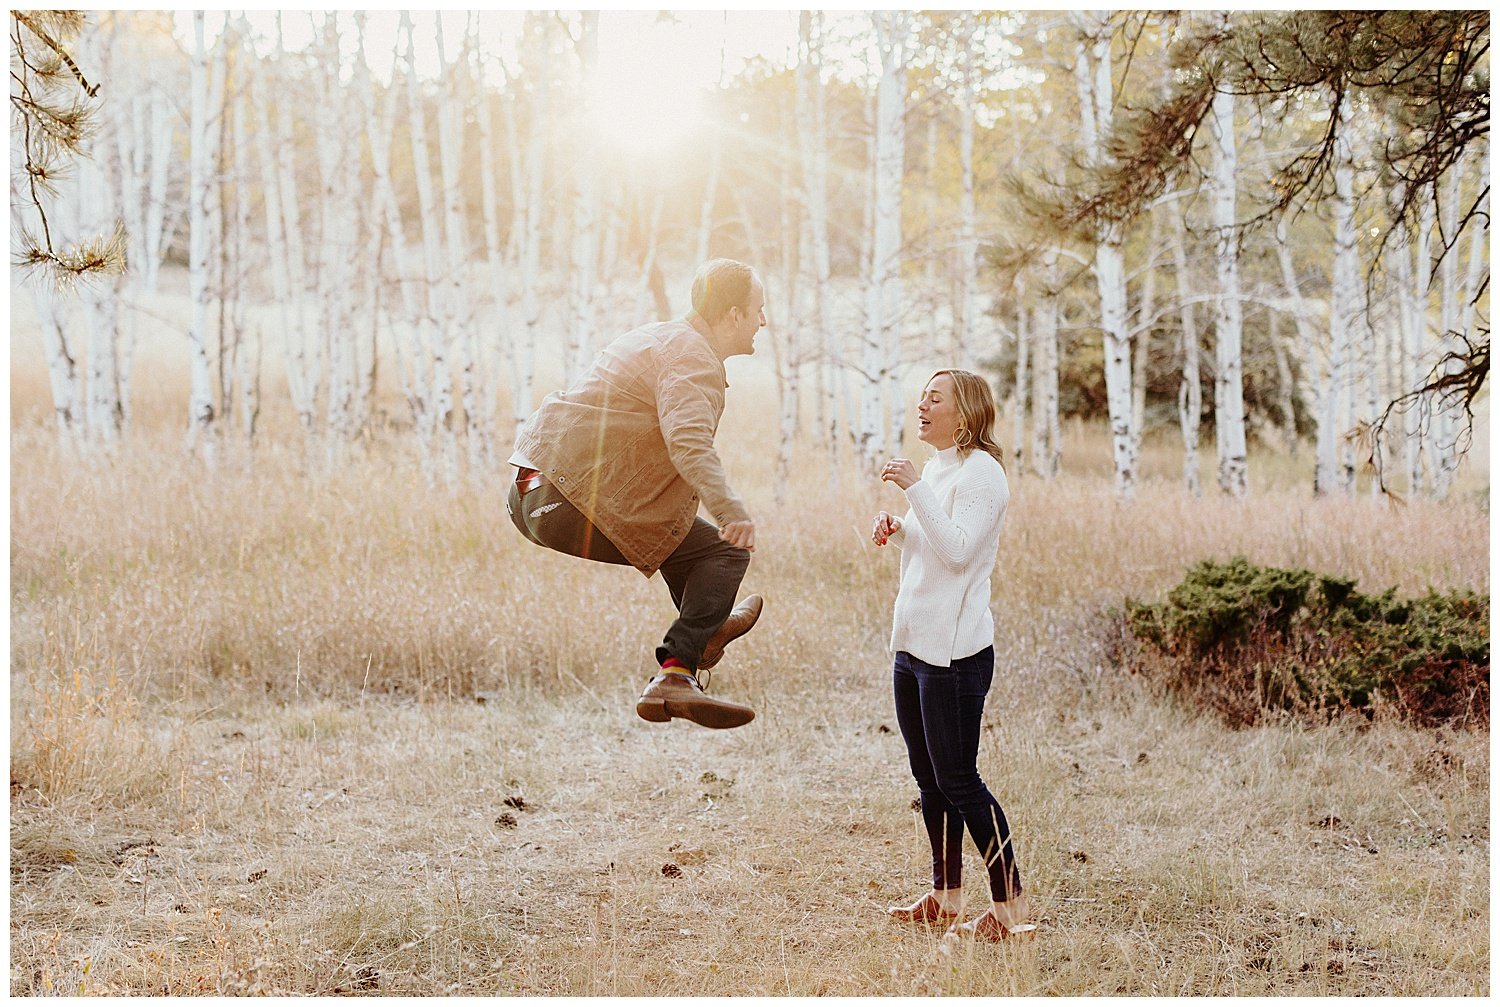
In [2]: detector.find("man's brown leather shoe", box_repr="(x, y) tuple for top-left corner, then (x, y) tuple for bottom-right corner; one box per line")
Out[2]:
(699, 594), (763, 670)
(635, 671), (755, 729)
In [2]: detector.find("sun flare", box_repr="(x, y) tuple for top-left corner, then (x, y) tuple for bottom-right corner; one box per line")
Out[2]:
(586, 13), (715, 156)
(586, 71), (704, 154)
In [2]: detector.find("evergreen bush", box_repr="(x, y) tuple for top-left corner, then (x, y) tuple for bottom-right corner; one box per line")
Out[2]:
(1123, 557), (1488, 727)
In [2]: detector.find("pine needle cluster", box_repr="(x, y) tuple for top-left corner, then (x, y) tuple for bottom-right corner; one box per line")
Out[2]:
(10, 10), (126, 286)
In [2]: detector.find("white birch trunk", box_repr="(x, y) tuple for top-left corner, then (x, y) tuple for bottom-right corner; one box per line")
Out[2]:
(63, 27), (127, 454)
(1361, 252), (1381, 497)
(434, 16), (487, 475)
(475, 44), (510, 447)
(1391, 185), (1431, 493)
(773, 158), (800, 502)
(1171, 208), (1203, 497)
(955, 11), (980, 371)
(1434, 138), (1489, 497)
(1012, 303), (1029, 470)
(185, 11), (219, 464)
(316, 15), (357, 469)
(227, 38), (260, 456)
(1208, 85), (1247, 497)
(1271, 215), (1327, 485)
(140, 89), (176, 292)
(1131, 209), (1160, 448)
(695, 136), (722, 264)
(251, 33), (293, 409)
(567, 13), (602, 389)
(632, 191), (665, 327)
(1431, 160), (1462, 497)
(404, 11), (458, 485)
(860, 11), (907, 472)
(796, 11), (839, 477)
(513, 13), (550, 425)
(1031, 251), (1062, 478)
(115, 70), (148, 295)
(1326, 88), (1360, 495)
(1073, 15), (1136, 498)
(31, 285), (84, 447)
(1267, 309), (1299, 456)
(273, 13), (318, 440)
(229, 61), (257, 452)
(367, 59), (433, 470)
(86, 299), (123, 446)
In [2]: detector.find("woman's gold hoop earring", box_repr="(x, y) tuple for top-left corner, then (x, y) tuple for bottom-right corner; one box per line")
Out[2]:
(955, 426), (972, 448)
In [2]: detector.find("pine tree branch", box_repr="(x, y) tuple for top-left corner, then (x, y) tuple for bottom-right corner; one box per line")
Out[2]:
(12, 11), (98, 96)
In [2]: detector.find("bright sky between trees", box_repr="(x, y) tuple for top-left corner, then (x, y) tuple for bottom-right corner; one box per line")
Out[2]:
(177, 10), (805, 155)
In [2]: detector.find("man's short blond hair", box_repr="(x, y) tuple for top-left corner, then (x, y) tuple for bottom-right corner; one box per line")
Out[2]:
(690, 258), (756, 324)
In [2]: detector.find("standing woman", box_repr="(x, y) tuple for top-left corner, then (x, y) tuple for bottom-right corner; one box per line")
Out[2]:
(872, 369), (1035, 942)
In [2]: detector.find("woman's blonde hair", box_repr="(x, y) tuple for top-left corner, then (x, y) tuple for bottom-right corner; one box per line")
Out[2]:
(929, 368), (1004, 467)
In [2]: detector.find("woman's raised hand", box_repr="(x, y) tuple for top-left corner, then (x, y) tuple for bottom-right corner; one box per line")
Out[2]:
(881, 458), (919, 490)
(872, 510), (902, 546)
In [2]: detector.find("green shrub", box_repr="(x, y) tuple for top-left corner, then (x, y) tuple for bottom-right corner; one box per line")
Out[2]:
(1123, 557), (1489, 727)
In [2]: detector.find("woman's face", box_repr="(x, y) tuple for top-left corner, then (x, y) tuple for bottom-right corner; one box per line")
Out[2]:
(916, 374), (961, 450)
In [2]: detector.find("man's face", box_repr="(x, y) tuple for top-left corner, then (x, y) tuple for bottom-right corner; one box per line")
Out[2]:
(726, 278), (767, 357)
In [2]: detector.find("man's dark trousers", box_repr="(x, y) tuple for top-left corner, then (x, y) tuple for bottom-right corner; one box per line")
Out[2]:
(506, 474), (749, 672)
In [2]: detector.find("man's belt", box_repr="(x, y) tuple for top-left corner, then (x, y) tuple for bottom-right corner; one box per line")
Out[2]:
(515, 467), (546, 496)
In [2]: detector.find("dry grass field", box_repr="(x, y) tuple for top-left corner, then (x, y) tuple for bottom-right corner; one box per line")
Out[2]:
(9, 303), (1491, 995)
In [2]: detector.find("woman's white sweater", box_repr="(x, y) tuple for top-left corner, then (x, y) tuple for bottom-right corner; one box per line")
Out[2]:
(888, 445), (1009, 666)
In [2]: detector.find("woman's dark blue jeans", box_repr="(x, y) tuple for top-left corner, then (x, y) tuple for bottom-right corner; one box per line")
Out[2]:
(893, 647), (1023, 904)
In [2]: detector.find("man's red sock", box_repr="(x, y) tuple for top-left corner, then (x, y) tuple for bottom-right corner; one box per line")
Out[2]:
(661, 657), (690, 674)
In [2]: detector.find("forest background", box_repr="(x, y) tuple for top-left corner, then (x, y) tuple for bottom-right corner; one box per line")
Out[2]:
(10, 9), (1490, 996)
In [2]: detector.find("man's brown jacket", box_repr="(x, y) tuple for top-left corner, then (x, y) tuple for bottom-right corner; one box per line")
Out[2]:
(511, 318), (751, 575)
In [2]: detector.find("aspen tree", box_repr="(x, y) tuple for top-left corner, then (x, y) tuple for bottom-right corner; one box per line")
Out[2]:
(225, 49), (260, 455)
(512, 12), (551, 425)
(66, 22), (126, 448)
(1388, 182), (1433, 494)
(185, 11), (222, 463)
(1265, 309), (1299, 456)
(473, 25), (511, 443)
(1265, 197), (1325, 434)
(1323, 88), (1360, 496)
(1011, 302), (1029, 469)
(1170, 206), (1203, 498)
(859, 10), (907, 473)
(1130, 210), (1161, 456)
(364, 30), (436, 476)
(773, 154), (801, 502)
(402, 11), (458, 485)
(567, 12), (602, 388)
(795, 11), (838, 475)
(434, 15), (488, 475)
(954, 10), (981, 372)
(1030, 250), (1062, 479)
(1071, 11), (1136, 498)
(1207, 78), (1248, 497)
(315, 14), (361, 467)
(1433, 140), (1489, 498)
(31, 283), (84, 447)
(272, 13), (317, 440)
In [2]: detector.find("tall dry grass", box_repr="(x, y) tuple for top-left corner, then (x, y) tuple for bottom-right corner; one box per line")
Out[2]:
(10, 342), (1490, 995)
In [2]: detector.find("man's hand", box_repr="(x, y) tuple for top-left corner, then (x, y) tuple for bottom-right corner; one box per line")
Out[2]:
(872, 510), (902, 546)
(881, 458), (920, 490)
(719, 519), (756, 552)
